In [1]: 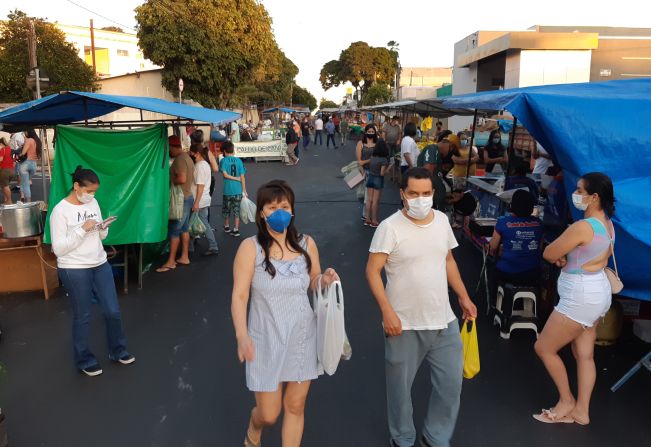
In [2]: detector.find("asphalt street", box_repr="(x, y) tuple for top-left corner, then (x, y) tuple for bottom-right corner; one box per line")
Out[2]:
(0, 138), (649, 447)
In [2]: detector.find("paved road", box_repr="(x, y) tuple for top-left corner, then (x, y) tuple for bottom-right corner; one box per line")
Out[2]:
(0, 139), (649, 447)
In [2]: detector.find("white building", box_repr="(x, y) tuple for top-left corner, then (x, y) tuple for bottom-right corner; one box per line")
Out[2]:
(56, 24), (159, 78)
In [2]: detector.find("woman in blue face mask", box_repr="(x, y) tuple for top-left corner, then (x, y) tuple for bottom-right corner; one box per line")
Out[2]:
(230, 179), (340, 447)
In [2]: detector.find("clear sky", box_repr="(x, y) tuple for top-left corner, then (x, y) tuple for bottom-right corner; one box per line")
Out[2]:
(2, 0), (648, 104)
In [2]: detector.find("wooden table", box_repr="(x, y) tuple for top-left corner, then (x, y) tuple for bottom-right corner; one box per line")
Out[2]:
(0, 235), (58, 300)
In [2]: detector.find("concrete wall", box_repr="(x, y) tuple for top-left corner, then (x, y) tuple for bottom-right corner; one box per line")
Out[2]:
(518, 50), (591, 87)
(57, 24), (159, 78)
(450, 62), (477, 132)
(504, 50), (521, 89)
(591, 38), (651, 81)
(398, 86), (438, 100)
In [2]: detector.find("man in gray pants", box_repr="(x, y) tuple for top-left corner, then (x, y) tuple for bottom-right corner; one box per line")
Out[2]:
(366, 167), (477, 447)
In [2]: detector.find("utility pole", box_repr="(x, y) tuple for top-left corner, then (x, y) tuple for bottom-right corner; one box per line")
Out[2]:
(90, 19), (96, 74)
(27, 21), (40, 99)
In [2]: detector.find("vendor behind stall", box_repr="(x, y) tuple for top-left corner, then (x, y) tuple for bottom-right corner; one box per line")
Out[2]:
(489, 190), (544, 291)
(482, 129), (508, 173)
(505, 162), (539, 200)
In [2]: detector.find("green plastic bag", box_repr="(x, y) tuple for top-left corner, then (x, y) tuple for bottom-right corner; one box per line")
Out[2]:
(188, 212), (206, 238)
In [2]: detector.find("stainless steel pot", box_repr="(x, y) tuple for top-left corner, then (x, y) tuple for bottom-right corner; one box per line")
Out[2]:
(0, 202), (43, 238)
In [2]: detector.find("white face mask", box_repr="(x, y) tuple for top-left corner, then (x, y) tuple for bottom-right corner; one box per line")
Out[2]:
(405, 196), (433, 220)
(572, 193), (588, 211)
(77, 191), (95, 204)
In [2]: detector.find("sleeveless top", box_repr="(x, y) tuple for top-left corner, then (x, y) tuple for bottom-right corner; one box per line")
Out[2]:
(245, 236), (319, 392)
(361, 144), (374, 171)
(563, 217), (613, 275)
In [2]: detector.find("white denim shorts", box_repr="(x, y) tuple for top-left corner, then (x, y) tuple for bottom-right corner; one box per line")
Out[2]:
(555, 270), (612, 328)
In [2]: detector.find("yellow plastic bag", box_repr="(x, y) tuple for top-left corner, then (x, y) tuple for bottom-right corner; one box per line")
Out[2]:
(460, 319), (480, 379)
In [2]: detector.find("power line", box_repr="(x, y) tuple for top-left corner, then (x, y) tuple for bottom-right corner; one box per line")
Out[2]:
(64, 0), (137, 32)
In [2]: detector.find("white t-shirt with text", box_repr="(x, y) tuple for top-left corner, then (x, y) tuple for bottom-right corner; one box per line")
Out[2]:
(369, 209), (459, 330)
(192, 160), (213, 209)
(50, 198), (108, 269)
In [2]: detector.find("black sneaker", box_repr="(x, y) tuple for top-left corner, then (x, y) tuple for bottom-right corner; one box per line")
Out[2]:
(81, 364), (103, 377)
(203, 249), (219, 256)
(112, 353), (135, 365)
(230, 229), (240, 237)
(224, 226), (231, 233)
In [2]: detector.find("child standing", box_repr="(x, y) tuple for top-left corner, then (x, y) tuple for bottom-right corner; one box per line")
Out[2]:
(219, 141), (247, 237)
(364, 139), (390, 228)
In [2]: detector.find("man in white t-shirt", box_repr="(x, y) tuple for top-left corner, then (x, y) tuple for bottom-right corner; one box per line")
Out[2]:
(314, 116), (324, 145)
(366, 167), (477, 447)
(532, 142), (554, 176)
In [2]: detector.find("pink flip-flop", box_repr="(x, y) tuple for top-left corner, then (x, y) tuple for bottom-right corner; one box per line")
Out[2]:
(532, 409), (575, 424)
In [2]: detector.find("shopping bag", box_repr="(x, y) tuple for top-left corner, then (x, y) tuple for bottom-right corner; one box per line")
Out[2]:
(344, 169), (365, 189)
(188, 212), (206, 238)
(239, 195), (257, 225)
(312, 278), (347, 375)
(340, 160), (359, 176)
(169, 185), (184, 220)
(460, 319), (480, 379)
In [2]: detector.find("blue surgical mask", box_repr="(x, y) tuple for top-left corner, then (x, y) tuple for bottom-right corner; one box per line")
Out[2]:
(264, 209), (293, 233)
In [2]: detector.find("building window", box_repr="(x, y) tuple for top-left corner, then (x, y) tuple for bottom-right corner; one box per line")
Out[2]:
(117, 49), (129, 57)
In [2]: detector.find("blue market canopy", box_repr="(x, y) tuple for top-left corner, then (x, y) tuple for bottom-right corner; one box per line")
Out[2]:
(443, 79), (651, 301)
(262, 107), (298, 114)
(0, 91), (241, 126)
(362, 98), (474, 118)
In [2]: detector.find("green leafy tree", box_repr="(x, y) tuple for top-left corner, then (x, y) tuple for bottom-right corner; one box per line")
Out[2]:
(135, 0), (278, 108)
(360, 83), (393, 106)
(292, 84), (316, 111)
(100, 26), (124, 33)
(0, 10), (97, 102)
(319, 98), (338, 110)
(319, 41), (397, 101)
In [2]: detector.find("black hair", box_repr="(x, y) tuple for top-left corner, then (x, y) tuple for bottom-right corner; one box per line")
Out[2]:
(373, 139), (389, 158)
(26, 128), (43, 157)
(437, 129), (453, 142)
(487, 130), (504, 149)
(391, 115), (399, 121)
(190, 142), (209, 162)
(362, 123), (378, 144)
(190, 129), (204, 144)
(404, 122), (417, 138)
(436, 121), (443, 126)
(71, 165), (99, 187)
(400, 167), (434, 190)
(222, 141), (235, 154)
(510, 190), (535, 217)
(581, 172), (616, 217)
(0, 137), (7, 146)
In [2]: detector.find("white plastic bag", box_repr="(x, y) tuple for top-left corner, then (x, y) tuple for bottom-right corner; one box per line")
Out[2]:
(239, 194), (257, 225)
(313, 278), (347, 375)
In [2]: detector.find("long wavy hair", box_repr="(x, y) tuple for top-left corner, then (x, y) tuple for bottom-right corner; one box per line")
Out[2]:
(255, 180), (312, 278)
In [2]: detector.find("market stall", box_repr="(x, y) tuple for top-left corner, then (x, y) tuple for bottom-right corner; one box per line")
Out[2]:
(0, 91), (240, 293)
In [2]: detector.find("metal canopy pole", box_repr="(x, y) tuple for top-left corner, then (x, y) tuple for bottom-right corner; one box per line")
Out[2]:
(506, 116), (518, 176)
(466, 109), (479, 179)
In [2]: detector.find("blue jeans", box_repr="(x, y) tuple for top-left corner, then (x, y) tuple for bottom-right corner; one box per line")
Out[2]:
(302, 134), (310, 150)
(314, 130), (323, 145)
(169, 195), (194, 238)
(326, 133), (337, 148)
(197, 207), (218, 251)
(19, 160), (37, 200)
(385, 321), (463, 447)
(59, 262), (129, 370)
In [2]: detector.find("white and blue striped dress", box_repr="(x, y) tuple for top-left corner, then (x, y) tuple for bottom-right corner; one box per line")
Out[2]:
(246, 237), (320, 392)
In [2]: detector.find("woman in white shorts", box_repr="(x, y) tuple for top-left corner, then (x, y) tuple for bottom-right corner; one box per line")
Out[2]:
(534, 172), (616, 426)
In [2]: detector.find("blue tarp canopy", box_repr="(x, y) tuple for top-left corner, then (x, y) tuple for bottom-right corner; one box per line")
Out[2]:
(262, 107), (298, 114)
(443, 79), (651, 301)
(0, 91), (240, 126)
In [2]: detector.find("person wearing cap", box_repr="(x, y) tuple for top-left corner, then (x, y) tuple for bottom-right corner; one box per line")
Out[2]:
(157, 135), (195, 273)
(488, 189), (544, 298)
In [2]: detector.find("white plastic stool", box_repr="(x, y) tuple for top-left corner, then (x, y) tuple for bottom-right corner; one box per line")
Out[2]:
(494, 284), (539, 339)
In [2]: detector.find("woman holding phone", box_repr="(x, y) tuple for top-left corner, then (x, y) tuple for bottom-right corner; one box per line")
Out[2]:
(50, 166), (134, 377)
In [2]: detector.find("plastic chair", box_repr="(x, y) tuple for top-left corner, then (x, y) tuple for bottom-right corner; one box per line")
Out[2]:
(494, 282), (539, 339)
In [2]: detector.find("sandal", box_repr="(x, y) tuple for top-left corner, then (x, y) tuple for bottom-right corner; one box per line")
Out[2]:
(244, 417), (261, 447)
(155, 265), (176, 273)
(532, 408), (574, 424)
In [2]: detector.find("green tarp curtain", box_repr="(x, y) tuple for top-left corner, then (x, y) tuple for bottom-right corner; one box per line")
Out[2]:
(44, 124), (169, 245)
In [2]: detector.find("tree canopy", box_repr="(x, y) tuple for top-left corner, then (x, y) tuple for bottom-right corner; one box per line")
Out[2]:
(360, 83), (393, 107)
(135, 0), (293, 109)
(292, 84), (317, 111)
(319, 41), (397, 101)
(0, 10), (96, 102)
(319, 98), (339, 110)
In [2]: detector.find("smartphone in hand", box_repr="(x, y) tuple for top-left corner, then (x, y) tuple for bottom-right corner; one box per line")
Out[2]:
(96, 216), (118, 230)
